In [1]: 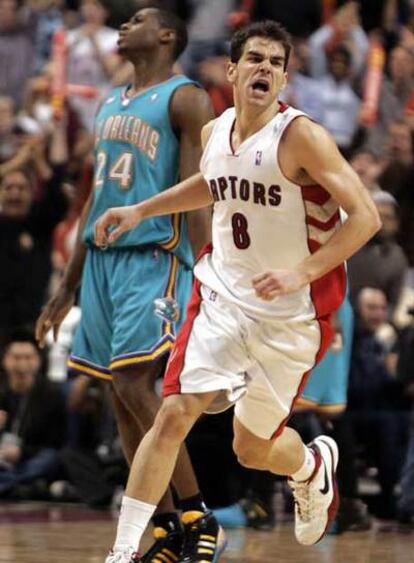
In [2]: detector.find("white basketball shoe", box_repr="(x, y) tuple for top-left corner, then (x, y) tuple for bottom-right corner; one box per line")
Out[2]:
(104, 547), (140, 563)
(288, 435), (339, 546)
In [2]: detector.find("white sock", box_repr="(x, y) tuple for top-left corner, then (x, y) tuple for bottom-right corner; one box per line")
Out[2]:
(113, 496), (157, 553)
(291, 444), (316, 482)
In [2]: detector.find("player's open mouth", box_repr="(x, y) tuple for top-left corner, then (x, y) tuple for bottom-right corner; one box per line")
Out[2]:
(251, 79), (270, 93)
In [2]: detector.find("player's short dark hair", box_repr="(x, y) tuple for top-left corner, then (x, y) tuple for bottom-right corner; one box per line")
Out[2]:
(155, 8), (188, 61)
(230, 20), (292, 70)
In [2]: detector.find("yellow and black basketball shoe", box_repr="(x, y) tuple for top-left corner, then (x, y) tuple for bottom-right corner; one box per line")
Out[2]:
(179, 511), (227, 563)
(140, 526), (183, 563)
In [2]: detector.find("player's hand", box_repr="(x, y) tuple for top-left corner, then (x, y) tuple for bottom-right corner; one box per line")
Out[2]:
(252, 269), (308, 300)
(94, 205), (143, 248)
(35, 288), (75, 348)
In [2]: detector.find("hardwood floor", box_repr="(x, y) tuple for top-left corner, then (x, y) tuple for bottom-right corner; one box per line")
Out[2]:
(0, 502), (413, 563)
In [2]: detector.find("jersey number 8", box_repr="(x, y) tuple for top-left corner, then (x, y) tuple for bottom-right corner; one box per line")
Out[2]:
(231, 212), (251, 249)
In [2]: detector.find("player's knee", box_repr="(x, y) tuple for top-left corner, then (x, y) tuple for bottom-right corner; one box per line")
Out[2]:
(233, 437), (267, 470)
(154, 397), (196, 442)
(112, 373), (139, 403)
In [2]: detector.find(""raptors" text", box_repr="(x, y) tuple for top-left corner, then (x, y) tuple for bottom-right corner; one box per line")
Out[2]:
(209, 176), (281, 206)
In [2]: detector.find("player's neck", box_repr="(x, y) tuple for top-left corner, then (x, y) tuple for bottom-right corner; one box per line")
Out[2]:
(129, 59), (173, 95)
(233, 99), (280, 145)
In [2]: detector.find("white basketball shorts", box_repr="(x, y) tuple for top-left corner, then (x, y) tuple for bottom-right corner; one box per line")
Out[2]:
(163, 280), (333, 439)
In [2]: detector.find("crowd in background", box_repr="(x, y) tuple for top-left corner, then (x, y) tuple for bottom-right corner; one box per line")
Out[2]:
(1, 0), (414, 536)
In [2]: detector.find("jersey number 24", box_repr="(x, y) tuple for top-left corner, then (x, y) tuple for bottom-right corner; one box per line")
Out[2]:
(95, 151), (133, 190)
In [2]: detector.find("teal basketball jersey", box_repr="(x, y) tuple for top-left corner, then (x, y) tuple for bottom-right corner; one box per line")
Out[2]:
(83, 75), (196, 268)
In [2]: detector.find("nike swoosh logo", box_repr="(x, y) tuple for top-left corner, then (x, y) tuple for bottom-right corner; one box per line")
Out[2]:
(319, 462), (330, 495)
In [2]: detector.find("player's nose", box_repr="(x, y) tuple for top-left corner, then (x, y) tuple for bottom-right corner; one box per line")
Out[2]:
(258, 61), (271, 74)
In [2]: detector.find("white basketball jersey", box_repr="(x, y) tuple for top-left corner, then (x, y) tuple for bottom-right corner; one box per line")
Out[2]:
(195, 104), (346, 321)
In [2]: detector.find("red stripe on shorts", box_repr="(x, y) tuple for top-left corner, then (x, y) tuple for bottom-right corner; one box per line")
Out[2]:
(270, 315), (334, 440)
(163, 243), (212, 396)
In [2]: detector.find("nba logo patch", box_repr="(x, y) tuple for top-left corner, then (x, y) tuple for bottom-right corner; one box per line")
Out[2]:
(255, 151), (262, 165)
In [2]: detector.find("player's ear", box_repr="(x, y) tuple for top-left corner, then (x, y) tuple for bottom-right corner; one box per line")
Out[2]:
(159, 28), (175, 48)
(227, 60), (237, 84)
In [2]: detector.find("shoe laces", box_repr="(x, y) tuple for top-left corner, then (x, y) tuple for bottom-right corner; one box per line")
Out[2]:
(289, 480), (314, 523)
(182, 521), (202, 558)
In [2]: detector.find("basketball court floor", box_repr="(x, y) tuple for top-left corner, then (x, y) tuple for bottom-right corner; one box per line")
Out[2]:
(1, 502), (413, 563)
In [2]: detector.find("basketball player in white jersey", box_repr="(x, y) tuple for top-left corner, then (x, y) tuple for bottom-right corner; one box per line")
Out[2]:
(95, 20), (380, 561)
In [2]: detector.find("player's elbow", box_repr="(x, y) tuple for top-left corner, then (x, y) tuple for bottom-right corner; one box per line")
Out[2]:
(368, 205), (382, 237)
(359, 205), (381, 244)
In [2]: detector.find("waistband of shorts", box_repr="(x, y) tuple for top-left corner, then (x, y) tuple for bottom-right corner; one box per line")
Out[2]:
(88, 242), (171, 256)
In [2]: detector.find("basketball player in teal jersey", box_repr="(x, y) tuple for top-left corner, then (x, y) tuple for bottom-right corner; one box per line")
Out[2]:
(36, 8), (221, 562)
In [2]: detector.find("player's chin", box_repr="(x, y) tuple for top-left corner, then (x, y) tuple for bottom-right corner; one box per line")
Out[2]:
(247, 94), (269, 106)
(247, 87), (271, 104)
(117, 41), (128, 55)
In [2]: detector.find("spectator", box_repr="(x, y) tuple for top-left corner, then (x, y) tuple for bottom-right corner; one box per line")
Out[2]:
(0, 0), (34, 108)
(309, 1), (369, 79)
(178, 0), (235, 81)
(0, 118), (69, 341)
(197, 56), (233, 115)
(378, 119), (413, 200)
(23, 0), (63, 74)
(54, 375), (127, 508)
(66, 0), (129, 131)
(280, 38), (323, 121)
(348, 192), (409, 314)
(379, 119), (414, 264)
(0, 329), (67, 498)
(385, 46), (414, 110)
(317, 45), (361, 153)
(347, 287), (404, 518)
(350, 148), (385, 195)
(367, 47), (414, 153)
(0, 96), (29, 163)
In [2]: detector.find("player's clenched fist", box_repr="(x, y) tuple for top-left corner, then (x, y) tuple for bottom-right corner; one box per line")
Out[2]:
(252, 269), (309, 300)
(94, 205), (143, 248)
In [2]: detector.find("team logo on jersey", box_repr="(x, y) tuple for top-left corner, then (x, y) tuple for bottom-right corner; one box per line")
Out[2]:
(255, 151), (262, 166)
(151, 93), (158, 102)
(106, 96), (116, 104)
(208, 290), (217, 302)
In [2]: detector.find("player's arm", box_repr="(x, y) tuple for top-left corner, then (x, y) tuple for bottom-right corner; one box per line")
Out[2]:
(170, 84), (215, 257)
(293, 119), (380, 280)
(253, 118), (381, 299)
(36, 193), (94, 346)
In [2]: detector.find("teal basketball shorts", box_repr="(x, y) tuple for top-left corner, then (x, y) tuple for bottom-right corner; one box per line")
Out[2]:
(297, 294), (354, 415)
(68, 246), (193, 380)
